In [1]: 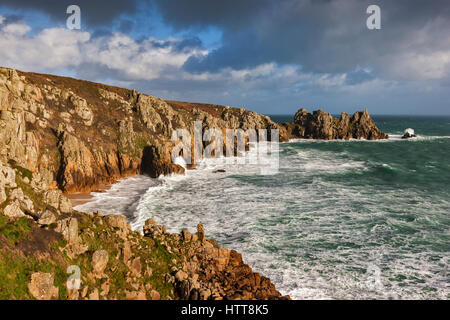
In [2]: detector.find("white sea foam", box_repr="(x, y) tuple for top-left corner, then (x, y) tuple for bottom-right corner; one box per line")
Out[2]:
(290, 135), (450, 143)
(387, 134), (450, 141)
(74, 175), (160, 219)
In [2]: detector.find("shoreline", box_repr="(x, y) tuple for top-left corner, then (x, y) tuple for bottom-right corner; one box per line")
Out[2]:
(65, 183), (112, 207)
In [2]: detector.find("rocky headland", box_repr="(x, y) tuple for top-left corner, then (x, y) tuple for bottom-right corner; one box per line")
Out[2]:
(0, 66), (386, 300)
(0, 67), (289, 300)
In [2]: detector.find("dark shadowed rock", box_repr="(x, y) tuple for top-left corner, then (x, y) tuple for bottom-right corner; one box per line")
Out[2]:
(402, 128), (417, 139)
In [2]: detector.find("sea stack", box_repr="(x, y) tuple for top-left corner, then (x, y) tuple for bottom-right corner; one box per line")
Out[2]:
(283, 108), (388, 140)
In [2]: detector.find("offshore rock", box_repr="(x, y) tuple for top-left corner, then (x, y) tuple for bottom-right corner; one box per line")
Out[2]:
(402, 128), (417, 139)
(287, 108), (388, 140)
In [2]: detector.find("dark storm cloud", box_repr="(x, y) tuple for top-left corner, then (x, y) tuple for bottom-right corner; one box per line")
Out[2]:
(152, 0), (272, 31)
(153, 0), (450, 77)
(0, 0), (140, 26)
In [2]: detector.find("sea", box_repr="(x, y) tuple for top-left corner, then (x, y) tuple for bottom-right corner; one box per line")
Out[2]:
(75, 115), (450, 299)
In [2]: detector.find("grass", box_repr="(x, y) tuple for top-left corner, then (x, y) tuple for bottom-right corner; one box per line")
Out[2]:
(0, 253), (67, 300)
(0, 215), (8, 228)
(146, 239), (179, 299)
(0, 217), (32, 245)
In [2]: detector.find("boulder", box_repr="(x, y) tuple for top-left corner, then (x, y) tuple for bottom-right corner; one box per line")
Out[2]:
(122, 241), (132, 264)
(175, 270), (188, 282)
(37, 209), (57, 225)
(28, 272), (59, 300)
(125, 290), (147, 300)
(140, 145), (185, 178)
(88, 288), (99, 300)
(100, 280), (110, 297)
(55, 217), (79, 244)
(3, 202), (25, 219)
(104, 214), (129, 230)
(0, 165), (16, 187)
(92, 250), (109, 276)
(43, 190), (60, 209)
(44, 190), (72, 213)
(130, 257), (142, 276)
(181, 229), (192, 242)
(9, 188), (24, 202)
(150, 290), (160, 300)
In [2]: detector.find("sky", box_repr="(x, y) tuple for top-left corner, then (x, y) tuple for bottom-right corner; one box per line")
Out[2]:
(0, 0), (449, 115)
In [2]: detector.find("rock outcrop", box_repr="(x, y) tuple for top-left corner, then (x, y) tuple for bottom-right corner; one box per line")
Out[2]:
(402, 128), (416, 139)
(283, 108), (388, 140)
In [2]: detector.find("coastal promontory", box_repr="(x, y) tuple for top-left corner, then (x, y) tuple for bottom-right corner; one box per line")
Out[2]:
(0, 66), (387, 300)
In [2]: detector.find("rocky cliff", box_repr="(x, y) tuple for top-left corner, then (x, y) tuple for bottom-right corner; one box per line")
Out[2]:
(283, 108), (388, 140)
(0, 67), (287, 193)
(0, 67), (288, 300)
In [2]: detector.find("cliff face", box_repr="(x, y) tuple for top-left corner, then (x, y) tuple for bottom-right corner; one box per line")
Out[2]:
(283, 108), (388, 140)
(0, 67), (289, 300)
(0, 67), (287, 193)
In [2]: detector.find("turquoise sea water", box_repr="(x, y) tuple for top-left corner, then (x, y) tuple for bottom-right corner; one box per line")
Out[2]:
(76, 115), (450, 299)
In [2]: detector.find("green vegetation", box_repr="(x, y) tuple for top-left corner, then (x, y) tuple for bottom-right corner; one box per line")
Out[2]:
(0, 253), (67, 300)
(135, 135), (152, 150)
(0, 214), (8, 228)
(0, 217), (32, 245)
(147, 239), (180, 299)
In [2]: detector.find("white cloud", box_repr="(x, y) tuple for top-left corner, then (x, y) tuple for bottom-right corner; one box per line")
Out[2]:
(0, 21), (90, 70)
(2, 23), (30, 35)
(376, 17), (450, 81)
(83, 34), (207, 80)
(0, 16), (4, 25)
(0, 20), (208, 81)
